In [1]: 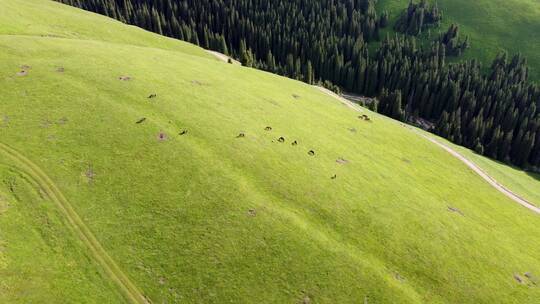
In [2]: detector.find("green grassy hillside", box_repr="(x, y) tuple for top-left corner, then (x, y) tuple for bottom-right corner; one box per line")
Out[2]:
(434, 135), (540, 208)
(0, 0), (213, 57)
(378, 0), (540, 81)
(1, 0), (540, 303)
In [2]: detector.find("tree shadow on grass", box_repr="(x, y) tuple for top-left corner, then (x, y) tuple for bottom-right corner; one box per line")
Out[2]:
(526, 170), (540, 182)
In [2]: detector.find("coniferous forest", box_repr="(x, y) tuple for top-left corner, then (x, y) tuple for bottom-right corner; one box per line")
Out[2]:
(57, 0), (540, 170)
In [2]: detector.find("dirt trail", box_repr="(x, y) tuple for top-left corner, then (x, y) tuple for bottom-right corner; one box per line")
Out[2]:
(0, 142), (150, 303)
(205, 50), (241, 65)
(317, 87), (540, 215)
(412, 131), (540, 214)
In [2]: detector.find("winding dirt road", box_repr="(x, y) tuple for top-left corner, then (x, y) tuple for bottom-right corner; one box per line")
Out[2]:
(411, 131), (540, 214)
(205, 50), (240, 65)
(316, 87), (540, 215)
(0, 143), (150, 303)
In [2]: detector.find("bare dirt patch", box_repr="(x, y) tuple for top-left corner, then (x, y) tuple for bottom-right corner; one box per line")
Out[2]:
(16, 70), (28, 76)
(57, 117), (69, 125)
(265, 98), (281, 107)
(447, 206), (464, 216)
(0, 115), (9, 128)
(336, 158), (349, 165)
(205, 50), (241, 65)
(523, 272), (538, 285)
(247, 209), (257, 217)
(39, 34), (63, 38)
(41, 118), (53, 128)
(118, 76), (131, 81)
(157, 132), (168, 141)
(191, 80), (209, 86)
(56, 67), (64, 73)
(301, 296), (311, 304)
(348, 128), (357, 133)
(292, 94), (301, 99)
(394, 272), (405, 282)
(84, 165), (95, 184)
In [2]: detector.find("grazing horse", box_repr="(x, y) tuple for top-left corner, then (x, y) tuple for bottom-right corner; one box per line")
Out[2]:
(359, 114), (371, 121)
(179, 129), (188, 135)
(136, 118), (146, 124)
(308, 150), (315, 156)
(237, 133), (245, 138)
(278, 137), (285, 143)
(292, 140), (298, 146)
(265, 126), (272, 131)
(148, 94), (157, 99)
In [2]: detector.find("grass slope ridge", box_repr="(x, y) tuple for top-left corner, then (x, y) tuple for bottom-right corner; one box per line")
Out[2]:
(0, 0), (214, 57)
(1, 0), (540, 303)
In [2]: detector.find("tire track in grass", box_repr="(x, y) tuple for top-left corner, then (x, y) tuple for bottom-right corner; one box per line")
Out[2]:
(316, 87), (540, 215)
(0, 142), (150, 303)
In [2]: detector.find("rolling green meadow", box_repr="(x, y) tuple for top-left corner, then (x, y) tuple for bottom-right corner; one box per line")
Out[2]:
(431, 133), (540, 208)
(377, 0), (540, 81)
(1, 0), (540, 303)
